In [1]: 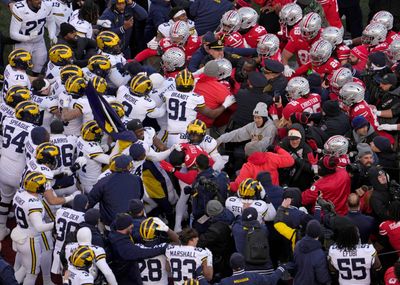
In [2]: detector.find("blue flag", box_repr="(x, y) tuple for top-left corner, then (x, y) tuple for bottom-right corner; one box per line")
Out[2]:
(85, 82), (136, 142)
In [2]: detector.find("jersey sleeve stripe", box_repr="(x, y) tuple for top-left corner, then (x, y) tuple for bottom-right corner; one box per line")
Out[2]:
(28, 208), (43, 215)
(147, 108), (155, 113)
(41, 232), (51, 251)
(73, 103), (83, 112)
(30, 237), (37, 274)
(11, 12), (23, 22)
(42, 200), (55, 221)
(89, 152), (103, 158)
(196, 103), (206, 108)
(50, 106), (58, 112)
(95, 253), (106, 261)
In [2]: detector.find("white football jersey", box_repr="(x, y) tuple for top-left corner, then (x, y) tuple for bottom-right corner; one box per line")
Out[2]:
(165, 245), (209, 285)
(148, 77), (175, 132)
(10, 0), (51, 40)
(44, 0), (73, 35)
(76, 137), (104, 185)
(0, 117), (36, 173)
(82, 67), (96, 81)
(45, 62), (62, 84)
(99, 51), (126, 66)
(13, 189), (45, 237)
(50, 134), (77, 168)
(68, 267), (94, 285)
(23, 160), (54, 183)
(54, 207), (85, 249)
(158, 19), (196, 38)
(179, 134), (218, 155)
(116, 86), (156, 122)
(52, 77), (65, 98)
(329, 243), (377, 285)
(0, 103), (15, 125)
(63, 95), (91, 136)
(138, 251), (168, 285)
(164, 90), (205, 133)
(31, 94), (58, 131)
(2, 64), (31, 94)
(225, 196), (276, 222)
(68, 9), (92, 38)
(24, 132), (41, 163)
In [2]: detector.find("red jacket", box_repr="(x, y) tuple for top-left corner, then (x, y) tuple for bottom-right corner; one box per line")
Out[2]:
(385, 266), (400, 285)
(230, 147), (294, 191)
(302, 168), (351, 216)
(195, 74), (231, 127)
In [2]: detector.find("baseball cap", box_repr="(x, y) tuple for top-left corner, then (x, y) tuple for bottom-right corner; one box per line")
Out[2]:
(377, 73), (398, 86)
(287, 129), (302, 140)
(126, 119), (143, 131)
(206, 200), (224, 217)
(128, 199), (144, 215)
(263, 59), (284, 73)
(115, 213), (133, 230)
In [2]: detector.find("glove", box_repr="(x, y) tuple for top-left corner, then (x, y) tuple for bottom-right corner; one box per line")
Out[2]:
(378, 123), (398, 131)
(75, 157), (87, 168)
(64, 191), (81, 204)
(279, 261), (295, 272)
(115, 62), (127, 75)
(152, 217), (169, 232)
(147, 37), (159, 50)
(307, 152), (319, 165)
(62, 167), (73, 176)
(306, 139), (318, 151)
(172, 143), (182, 152)
(96, 19), (111, 28)
(159, 160), (175, 173)
(343, 39), (353, 46)
(283, 65), (295, 77)
(222, 95), (236, 109)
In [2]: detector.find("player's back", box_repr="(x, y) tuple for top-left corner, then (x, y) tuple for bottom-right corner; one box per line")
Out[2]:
(45, 62), (62, 83)
(68, 9), (92, 38)
(116, 86), (156, 121)
(2, 64), (31, 94)
(243, 24), (267, 48)
(45, 0), (73, 32)
(225, 196), (243, 217)
(138, 244), (168, 285)
(0, 103), (15, 125)
(68, 266), (94, 285)
(296, 93), (321, 114)
(76, 137), (103, 183)
(329, 243), (376, 285)
(13, 189), (44, 237)
(54, 207), (85, 249)
(164, 90), (205, 133)
(50, 133), (77, 168)
(166, 244), (207, 285)
(31, 94), (58, 131)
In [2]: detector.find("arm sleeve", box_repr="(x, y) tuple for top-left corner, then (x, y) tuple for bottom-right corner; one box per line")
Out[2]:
(189, 0), (199, 18)
(272, 147), (295, 168)
(134, 48), (159, 62)
(260, 268), (284, 285)
(146, 148), (172, 162)
(174, 170), (199, 185)
(92, 153), (111, 165)
(263, 203), (277, 222)
(188, 49), (204, 72)
(129, 2), (148, 21)
(46, 11), (56, 40)
(122, 243), (166, 260)
(30, 212), (54, 233)
(210, 152), (227, 172)
(274, 221), (296, 251)
(95, 259), (117, 285)
(224, 47), (258, 57)
(147, 104), (166, 118)
(301, 188), (318, 206)
(109, 68), (131, 86)
(88, 182), (103, 207)
(0, 264), (19, 285)
(9, 12), (31, 42)
(217, 124), (251, 143)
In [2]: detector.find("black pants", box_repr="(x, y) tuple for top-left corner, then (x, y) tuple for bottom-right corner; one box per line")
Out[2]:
(339, 5), (363, 38)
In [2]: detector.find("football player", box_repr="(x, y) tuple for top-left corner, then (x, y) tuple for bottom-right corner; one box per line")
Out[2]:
(45, 44), (74, 83)
(165, 228), (213, 284)
(82, 54), (112, 82)
(138, 217), (179, 285)
(67, 0), (98, 39)
(44, 0), (73, 36)
(277, 3), (303, 49)
(361, 22), (388, 53)
(328, 67), (365, 101)
(0, 101), (40, 239)
(257, 34), (282, 63)
(370, 11), (400, 45)
(161, 47), (187, 78)
(76, 120), (110, 193)
(0, 85), (31, 125)
(225, 178), (276, 223)
(96, 31), (126, 66)
(215, 10), (245, 48)
(61, 75), (91, 136)
(52, 194), (87, 275)
(281, 77), (321, 122)
(281, 12), (322, 76)
(156, 8), (196, 40)
(238, 7), (267, 48)
(2, 49), (32, 94)
(53, 64), (83, 99)
(64, 246), (95, 285)
(163, 69), (235, 147)
(321, 26), (350, 65)
(116, 74), (166, 122)
(323, 135), (350, 168)
(9, 0), (56, 75)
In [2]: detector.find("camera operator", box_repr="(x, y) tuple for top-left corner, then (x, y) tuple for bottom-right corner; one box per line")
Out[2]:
(186, 154), (230, 234)
(368, 166), (397, 222)
(346, 143), (377, 192)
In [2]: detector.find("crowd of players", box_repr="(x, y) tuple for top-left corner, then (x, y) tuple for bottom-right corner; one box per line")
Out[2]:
(1, 0), (400, 284)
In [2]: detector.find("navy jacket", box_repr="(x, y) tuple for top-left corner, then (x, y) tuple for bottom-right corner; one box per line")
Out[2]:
(189, 0), (233, 35)
(99, 3), (148, 57)
(88, 172), (144, 226)
(199, 268), (284, 285)
(293, 236), (331, 285)
(144, 0), (171, 42)
(108, 231), (167, 285)
(0, 257), (18, 285)
(346, 210), (376, 243)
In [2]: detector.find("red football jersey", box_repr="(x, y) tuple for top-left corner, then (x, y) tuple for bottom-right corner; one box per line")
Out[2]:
(386, 30), (400, 45)
(335, 44), (350, 61)
(260, 50), (282, 64)
(284, 26), (322, 66)
(368, 42), (389, 53)
(293, 57), (340, 80)
(349, 100), (379, 129)
(317, 0), (343, 29)
(216, 31), (245, 48)
(159, 35), (201, 60)
(242, 25), (267, 48)
(380, 220), (400, 256)
(384, 267), (400, 284)
(282, 93), (321, 119)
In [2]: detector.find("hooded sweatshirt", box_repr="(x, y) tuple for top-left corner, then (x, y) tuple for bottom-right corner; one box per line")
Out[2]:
(352, 124), (378, 145)
(293, 236), (331, 285)
(230, 147), (294, 191)
(368, 166), (392, 221)
(320, 100), (351, 137)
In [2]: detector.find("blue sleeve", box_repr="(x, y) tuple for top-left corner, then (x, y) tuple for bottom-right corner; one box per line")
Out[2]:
(88, 180), (104, 207)
(0, 263), (18, 285)
(225, 47), (258, 57)
(189, 0), (200, 18)
(258, 269), (283, 285)
(314, 253), (331, 284)
(99, 10), (125, 36)
(119, 242), (166, 260)
(128, 2), (148, 21)
(153, 10), (169, 28)
(188, 48), (205, 72)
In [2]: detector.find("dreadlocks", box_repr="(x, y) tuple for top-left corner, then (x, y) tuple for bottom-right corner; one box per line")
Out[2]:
(79, 0), (99, 24)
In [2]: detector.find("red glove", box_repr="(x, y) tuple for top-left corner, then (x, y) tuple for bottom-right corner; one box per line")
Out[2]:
(307, 139), (318, 151)
(307, 152), (319, 165)
(159, 160), (175, 173)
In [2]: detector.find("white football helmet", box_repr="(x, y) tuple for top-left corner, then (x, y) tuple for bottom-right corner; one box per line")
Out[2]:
(324, 135), (349, 157)
(169, 21), (190, 46)
(286, 76), (310, 100)
(361, 23), (387, 46)
(310, 39), (333, 66)
(371, 10), (393, 30)
(220, 10), (242, 33)
(215, 58), (233, 80)
(161, 47), (186, 72)
(257, 34), (280, 57)
(279, 3), (302, 27)
(300, 12), (322, 41)
(330, 67), (353, 90)
(387, 39), (400, 63)
(238, 7), (258, 30)
(339, 82), (365, 106)
(321, 26), (344, 48)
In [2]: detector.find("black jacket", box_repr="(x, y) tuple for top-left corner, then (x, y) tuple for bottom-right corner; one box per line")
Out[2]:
(56, 36), (97, 67)
(378, 86), (400, 124)
(319, 100), (351, 138)
(368, 166), (392, 222)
